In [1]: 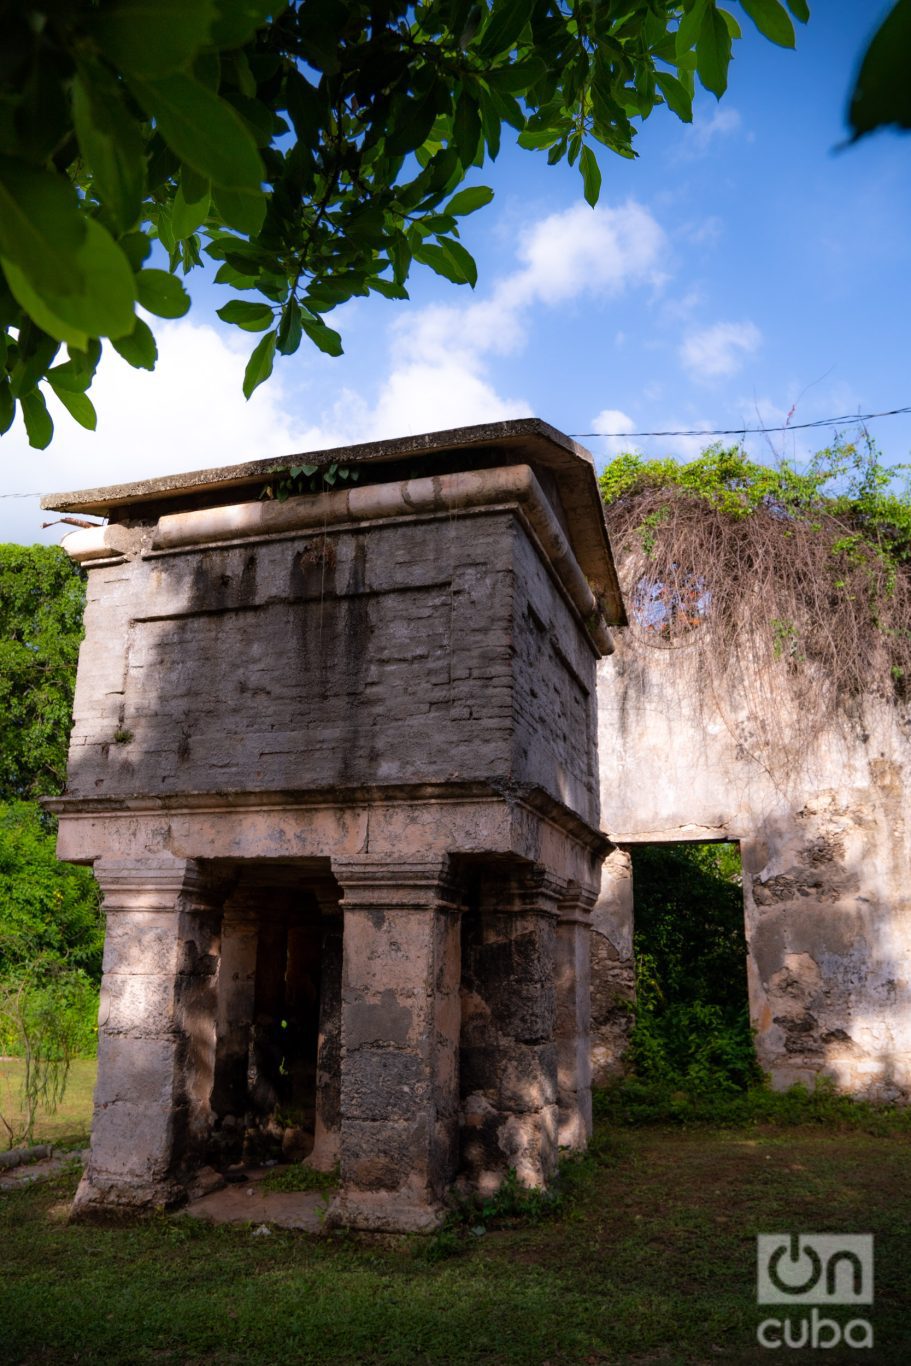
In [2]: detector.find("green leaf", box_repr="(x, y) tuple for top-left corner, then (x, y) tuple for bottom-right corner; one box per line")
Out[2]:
(0, 380), (14, 436)
(369, 277), (408, 301)
(697, 6), (733, 97)
(739, 0), (796, 48)
(210, 0), (286, 47)
(453, 90), (483, 166)
(129, 72), (265, 191)
(135, 269), (191, 319)
(72, 65), (146, 233)
(10, 331), (59, 400)
(849, 0), (911, 139)
(66, 339), (103, 381)
(655, 71), (694, 122)
(301, 318), (343, 357)
(211, 183), (267, 235)
(110, 317), (158, 370)
(579, 145), (602, 208)
(243, 329), (277, 397)
(785, 0), (810, 21)
(172, 172), (211, 240)
(46, 360), (92, 393)
(91, 0), (217, 77)
(53, 386), (98, 432)
(120, 231), (153, 272)
(0, 158), (86, 299)
(20, 389), (53, 450)
(413, 238), (477, 287)
(719, 8), (742, 39)
(677, 0), (708, 56)
(485, 56), (547, 93)
(444, 186), (495, 216)
(217, 299), (274, 330)
(277, 297), (302, 355)
(2, 219), (136, 348)
(477, 0), (531, 59)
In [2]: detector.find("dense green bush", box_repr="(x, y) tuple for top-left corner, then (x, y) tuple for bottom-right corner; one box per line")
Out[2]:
(0, 544), (85, 801)
(0, 801), (102, 1061)
(628, 842), (761, 1094)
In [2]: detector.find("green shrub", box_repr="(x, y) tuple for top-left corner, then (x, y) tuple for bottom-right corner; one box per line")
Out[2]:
(627, 843), (761, 1096)
(0, 802), (103, 980)
(594, 1075), (911, 1133)
(0, 802), (102, 1062)
(0, 545), (85, 801)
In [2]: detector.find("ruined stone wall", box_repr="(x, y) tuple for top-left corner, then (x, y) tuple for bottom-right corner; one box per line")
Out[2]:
(594, 637), (911, 1099)
(67, 512), (600, 826)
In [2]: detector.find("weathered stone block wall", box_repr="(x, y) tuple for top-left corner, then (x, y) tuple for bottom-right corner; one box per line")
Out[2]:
(50, 422), (619, 1230)
(594, 638), (911, 1098)
(67, 512), (599, 825)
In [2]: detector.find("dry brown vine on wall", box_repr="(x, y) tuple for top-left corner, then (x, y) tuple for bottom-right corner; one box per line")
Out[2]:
(601, 458), (911, 777)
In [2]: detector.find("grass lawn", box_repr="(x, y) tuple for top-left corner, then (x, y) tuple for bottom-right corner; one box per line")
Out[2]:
(2, 1092), (910, 1364)
(0, 1056), (96, 1150)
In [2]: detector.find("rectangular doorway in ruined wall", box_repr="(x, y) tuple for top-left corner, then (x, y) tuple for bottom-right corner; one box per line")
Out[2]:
(208, 869), (341, 1170)
(627, 842), (758, 1091)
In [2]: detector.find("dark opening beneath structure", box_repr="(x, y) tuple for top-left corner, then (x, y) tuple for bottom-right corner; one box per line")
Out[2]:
(208, 866), (342, 1169)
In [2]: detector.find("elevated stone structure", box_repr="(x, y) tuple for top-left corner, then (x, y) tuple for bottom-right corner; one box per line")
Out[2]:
(43, 419), (622, 1229)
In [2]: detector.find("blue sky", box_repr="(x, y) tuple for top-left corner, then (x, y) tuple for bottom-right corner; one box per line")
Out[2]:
(6, 2), (911, 545)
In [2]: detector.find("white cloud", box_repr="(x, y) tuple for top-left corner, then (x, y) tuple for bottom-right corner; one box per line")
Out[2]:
(303, 199), (668, 452)
(680, 320), (762, 380)
(392, 199), (666, 369)
(590, 408), (639, 459)
(4, 198), (669, 544)
(3, 319), (299, 545)
(682, 106), (742, 156)
(510, 200), (666, 305)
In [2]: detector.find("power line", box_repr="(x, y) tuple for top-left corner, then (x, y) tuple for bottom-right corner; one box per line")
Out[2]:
(2, 406), (909, 500)
(571, 405), (911, 440)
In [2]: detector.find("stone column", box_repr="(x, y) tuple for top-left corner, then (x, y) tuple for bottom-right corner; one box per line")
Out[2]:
(326, 857), (462, 1232)
(555, 884), (595, 1150)
(310, 878), (342, 1172)
(460, 865), (561, 1195)
(590, 845), (636, 1085)
(73, 857), (222, 1218)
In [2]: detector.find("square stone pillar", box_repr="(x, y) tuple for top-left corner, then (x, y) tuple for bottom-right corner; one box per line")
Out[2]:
(460, 866), (561, 1194)
(73, 857), (223, 1218)
(555, 884), (596, 1150)
(326, 858), (462, 1232)
(309, 878), (343, 1172)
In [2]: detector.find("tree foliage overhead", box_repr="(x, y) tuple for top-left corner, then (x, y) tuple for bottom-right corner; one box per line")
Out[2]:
(600, 438), (911, 770)
(0, 545), (85, 800)
(0, 0), (809, 447)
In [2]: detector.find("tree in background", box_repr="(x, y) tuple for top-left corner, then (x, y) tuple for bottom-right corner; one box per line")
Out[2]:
(0, 0), (810, 448)
(0, 545), (85, 801)
(0, 547), (96, 1141)
(628, 842), (759, 1093)
(0, 803), (102, 1146)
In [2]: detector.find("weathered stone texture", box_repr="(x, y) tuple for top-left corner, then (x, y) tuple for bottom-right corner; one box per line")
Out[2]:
(590, 847), (635, 1085)
(460, 870), (562, 1193)
(595, 635), (911, 1099)
(65, 513), (599, 829)
(74, 858), (225, 1216)
(50, 425), (616, 1230)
